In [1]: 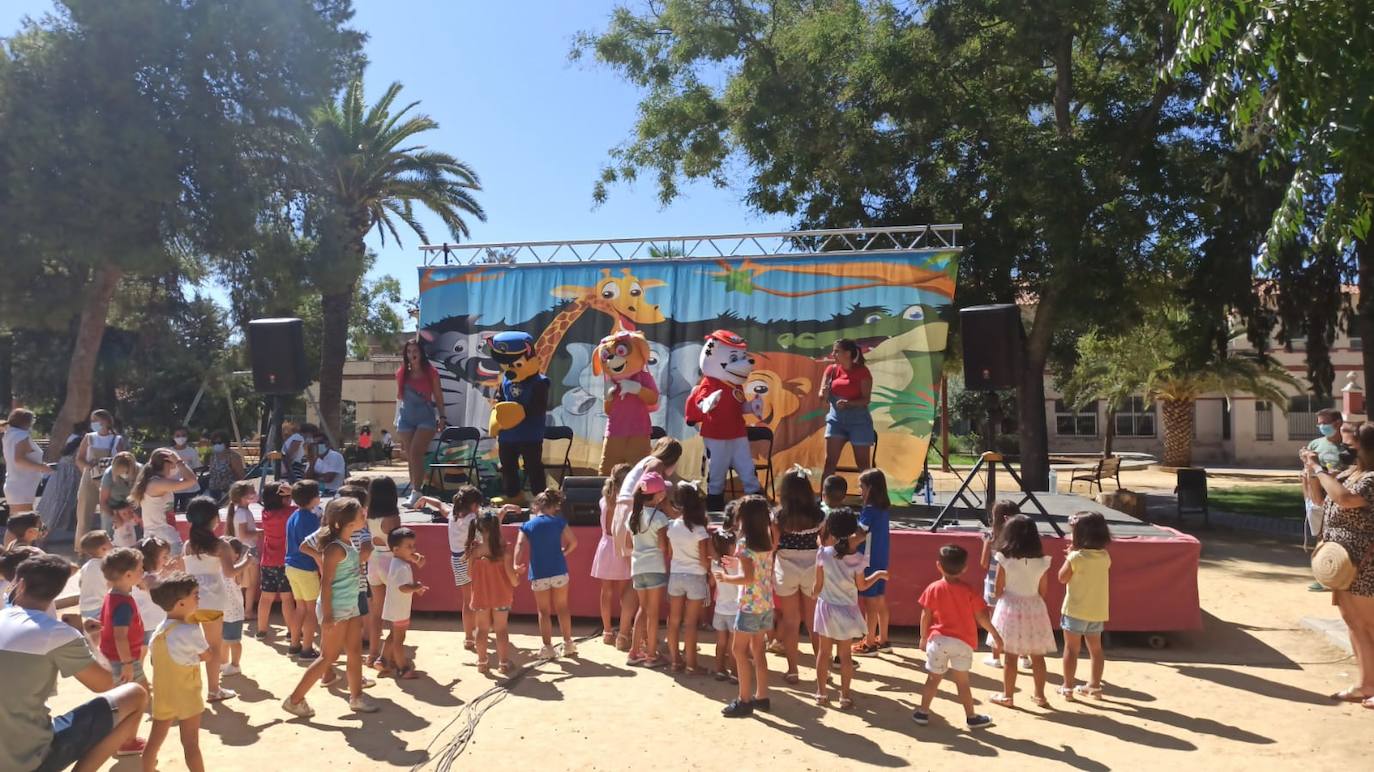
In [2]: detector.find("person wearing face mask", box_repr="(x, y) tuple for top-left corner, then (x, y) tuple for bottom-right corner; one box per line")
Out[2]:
(204, 430), (245, 504)
(99, 452), (142, 547)
(306, 433), (346, 496)
(131, 449), (202, 557)
(171, 426), (204, 512)
(1307, 409), (1347, 472)
(73, 409), (127, 541)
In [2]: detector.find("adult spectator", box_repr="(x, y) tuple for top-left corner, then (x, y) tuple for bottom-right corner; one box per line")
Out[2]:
(358, 426), (374, 465)
(203, 431), (245, 503)
(281, 420), (307, 482)
(395, 338), (446, 506)
(1308, 409), (1346, 471)
(1302, 422), (1374, 708)
(307, 430), (346, 496)
(99, 453), (140, 543)
(3, 409), (50, 515)
(0, 553), (148, 771)
(819, 339), (875, 481)
(36, 424), (85, 535)
(73, 410), (127, 541)
(171, 426), (203, 512)
(131, 449), (201, 557)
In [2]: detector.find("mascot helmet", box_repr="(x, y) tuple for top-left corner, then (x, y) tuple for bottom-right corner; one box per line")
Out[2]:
(592, 330), (651, 381)
(699, 329), (754, 386)
(487, 331), (540, 380)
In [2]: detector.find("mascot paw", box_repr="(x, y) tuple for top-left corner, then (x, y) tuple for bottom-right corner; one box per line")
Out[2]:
(619, 378), (642, 396)
(492, 401), (527, 432)
(698, 390), (723, 414)
(745, 396), (765, 418)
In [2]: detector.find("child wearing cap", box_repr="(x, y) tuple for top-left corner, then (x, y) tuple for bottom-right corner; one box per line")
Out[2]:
(622, 471), (671, 668)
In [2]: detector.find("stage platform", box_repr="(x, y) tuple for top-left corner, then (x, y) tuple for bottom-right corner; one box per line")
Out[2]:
(181, 492), (1200, 633)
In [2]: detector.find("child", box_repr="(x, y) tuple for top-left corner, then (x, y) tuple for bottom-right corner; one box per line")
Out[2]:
(623, 473), (670, 667)
(381, 527), (428, 678)
(981, 499), (1019, 667)
(182, 496), (237, 702)
(590, 464), (635, 648)
(338, 482), (376, 659)
(282, 497), (378, 717)
(812, 508), (888, 708)
(284, 480), (323, 659)
(255, 481), (298, 642)
(1059, 511), (1112, 699)
(515, 489), (579, 659)
(709, 528), (739, 682)
(0, 545), (44, 607)
(226, 481), (261, 625)
(989, 515), (1056, 708)
(143, 572), (212, 772)
(135, 537), (172, 647)
(104, 451), (142, 548)
(666, 482), (712, 673)
(854, 468), (891, 655)
(78, 530), (113, 620)
(715, 495), (775, 717)
(467, 511), (519, 675)
(220, 538), (250, 677)
(5, 512), (44, 548)
(102, 547), (151, 758)
(912, 544), (1002, 729)
(416, 485), (482, 651)
(821, 474), (848, 514)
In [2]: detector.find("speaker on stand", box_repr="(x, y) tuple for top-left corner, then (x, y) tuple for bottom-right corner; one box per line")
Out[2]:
(247, 318), (307, 489)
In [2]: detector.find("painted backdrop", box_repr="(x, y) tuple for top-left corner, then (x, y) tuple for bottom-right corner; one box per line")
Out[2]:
(416, 251), (957, 483)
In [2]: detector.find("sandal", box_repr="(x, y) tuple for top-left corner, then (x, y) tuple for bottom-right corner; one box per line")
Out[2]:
(671, 660), (686, 673)
(714, 670), (730, 682)
(838, 696), (854, 710)
(615, 634), (632, 652)
(644, 653), (669, 669)
(814, 692), (830, 706)
(398, 666), (420, 680)
(602, 631), (616, 645)
(766, 640), (786, 655)
(687, 665), (708, 676)
(464, 639), (476, 652)
(1330, 687), (1373, 703)
(498, 660), (514, 675)
(990, 693), (1014, 707)
(1056, 686), (1076, 700)
(1074, 684), (1103, 699)
(1032, 695), (1050, 708)
(207, 688), (237, 703)
(784, 671), (800, 685)
(1363, 697), (1374, 710)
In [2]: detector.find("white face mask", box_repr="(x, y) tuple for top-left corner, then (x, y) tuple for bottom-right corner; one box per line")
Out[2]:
(173, 436), (188, 446)
(212, 443), (226, 453)
(90, 421), (103, 433)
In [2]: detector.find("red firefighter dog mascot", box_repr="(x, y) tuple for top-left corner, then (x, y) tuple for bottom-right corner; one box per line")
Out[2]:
(685, 330), (764, 510)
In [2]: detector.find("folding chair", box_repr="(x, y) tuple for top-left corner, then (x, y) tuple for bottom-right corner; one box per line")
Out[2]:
(544, 425), (575, 486)
(425, 427), (482, 496)
(650, 425), (667, 441)
(722, 426), (778, 499)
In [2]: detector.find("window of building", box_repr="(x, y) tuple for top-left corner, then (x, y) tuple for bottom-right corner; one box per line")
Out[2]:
(1255, 400), (1273, 441)
(1352, 336), (1363, 351)
(1054, 399), (1097, 437)
(1115, 396), (1157, 437)
(1287, 395), (1332, 441)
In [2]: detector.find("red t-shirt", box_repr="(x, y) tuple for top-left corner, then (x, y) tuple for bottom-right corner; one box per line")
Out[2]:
(918, 578), (986, 648)
(99, 590), (145, 661)
(395, 366), (435, 399)
(826, 363), (871, 401)
(259, 506), (292, 567)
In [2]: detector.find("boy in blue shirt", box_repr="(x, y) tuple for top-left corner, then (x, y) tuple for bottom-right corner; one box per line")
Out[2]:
(284, 480), (322, 660)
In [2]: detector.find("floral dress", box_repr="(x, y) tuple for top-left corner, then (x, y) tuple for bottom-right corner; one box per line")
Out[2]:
(1323, 471), (1374, 596)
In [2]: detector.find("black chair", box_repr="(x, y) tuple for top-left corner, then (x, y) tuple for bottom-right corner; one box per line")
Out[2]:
(723, 425), (778, 499)
(544, 425), (575, 485)
(1175, 467), (1209, 527)
(425, 426), (482, 496)
(650, 425), (667, 441)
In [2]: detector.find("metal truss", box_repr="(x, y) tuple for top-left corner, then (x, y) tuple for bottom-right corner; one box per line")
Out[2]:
(418, 224), (962, 266)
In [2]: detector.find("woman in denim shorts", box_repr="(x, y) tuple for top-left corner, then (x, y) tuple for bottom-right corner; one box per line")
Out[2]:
(820, 339), (875, 480)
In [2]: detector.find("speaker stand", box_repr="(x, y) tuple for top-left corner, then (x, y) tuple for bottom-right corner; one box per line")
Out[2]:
(927, 452), (1064, 536)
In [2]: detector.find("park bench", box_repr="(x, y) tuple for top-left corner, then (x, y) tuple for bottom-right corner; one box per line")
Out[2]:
(1069, 455), (1122, 494)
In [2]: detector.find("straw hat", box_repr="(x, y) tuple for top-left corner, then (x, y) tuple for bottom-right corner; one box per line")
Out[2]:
(1311, 541), (1356, 590)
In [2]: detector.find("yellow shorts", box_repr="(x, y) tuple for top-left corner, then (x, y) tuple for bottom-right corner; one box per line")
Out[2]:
(599, 434), (652, 475)
(285, 566), (321, 601)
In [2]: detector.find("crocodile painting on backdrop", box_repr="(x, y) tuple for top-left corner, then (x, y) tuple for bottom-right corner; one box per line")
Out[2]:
(416, 250), (957, 483)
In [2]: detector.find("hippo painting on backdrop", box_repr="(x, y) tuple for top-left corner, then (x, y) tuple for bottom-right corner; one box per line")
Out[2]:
(415, 251), (957, 479)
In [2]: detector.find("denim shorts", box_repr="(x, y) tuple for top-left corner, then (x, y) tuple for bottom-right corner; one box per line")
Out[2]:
(223, 620), (244, 642)
(37, 695), (114, 772)
(1061, 614), (1105, 635)
(734, 610), (774, 633)
(632, 572), (668, 590)
(712, 611), (737, 632)
(667, 572), (709, 600)
(397, 386), (437, 433)
(825, 405), (876, 446)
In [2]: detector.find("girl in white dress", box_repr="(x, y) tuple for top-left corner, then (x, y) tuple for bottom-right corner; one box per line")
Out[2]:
(989, 514), (1056, 707)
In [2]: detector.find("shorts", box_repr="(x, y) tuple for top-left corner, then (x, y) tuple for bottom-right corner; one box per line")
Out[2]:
(38, 695), (114, 772)
(260, 565), (290, 594)
(387, 618), (411, 631)
(734, 610), (774, 633)
(667, 572), (709, 601)
(316, 599), (360, 624)
(712, 611), (737, 632)
(774, 550), (818, 597)
(397, 387), (437, 433)
(286, 566), (321, 601)
(859, 577), (887, 598)
(530, 573), (569, 592)
(825, 405), (876, 446)
(924, 634), (973, 674)
(631, 572), (668, 590)
(222, 620), (244, 642)
(450, 552), (471, 587)
(110, 659), (146, 684)
(358, 590), (369, 616)
(367, 551), (394, 587)
(1061, 614), (1106, 636)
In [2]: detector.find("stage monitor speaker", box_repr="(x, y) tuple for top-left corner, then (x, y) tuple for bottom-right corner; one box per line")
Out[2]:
(960, 304), (1025, 390)
(248, 318), (307, 394)
(561, 475), (606, 526)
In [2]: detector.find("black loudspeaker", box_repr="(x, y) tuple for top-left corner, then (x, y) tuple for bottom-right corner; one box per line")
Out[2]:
(248, 318), (308, 394)
(561, 476), (606, 526)
(960, 304), (1024, 390)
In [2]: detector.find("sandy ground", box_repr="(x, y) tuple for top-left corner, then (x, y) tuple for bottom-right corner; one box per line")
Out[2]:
(47, 526), (1369, 772)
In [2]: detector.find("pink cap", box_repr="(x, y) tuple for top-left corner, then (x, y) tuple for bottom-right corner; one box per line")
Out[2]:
(638, 471), (667, 494)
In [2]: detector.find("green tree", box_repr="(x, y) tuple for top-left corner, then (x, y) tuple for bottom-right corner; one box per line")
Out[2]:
(1058, 329), (1157, 458)
(302, 76), (486, 437)
(576, 0), (1222, 487)
(0, 0), (361, 459)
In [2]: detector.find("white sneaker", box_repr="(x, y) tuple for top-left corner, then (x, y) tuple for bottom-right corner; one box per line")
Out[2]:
(407, 490), (421, 507)
(282, 698), (315, 718)
(220, 664), (241, 677)
(984, 656), (1002, 668)
(562, 640), (578, 657)
(349, 695), (380, 713)
(538, 644), (558, 660)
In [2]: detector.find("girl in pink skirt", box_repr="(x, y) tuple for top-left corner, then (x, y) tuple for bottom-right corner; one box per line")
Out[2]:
(811, 508), (888, 709)
(591, 464), (634, 647)
(989, 514), (1056, 707)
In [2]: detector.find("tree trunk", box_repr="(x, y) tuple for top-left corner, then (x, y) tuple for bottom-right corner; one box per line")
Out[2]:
(1161, 398), (1195, 468)
(1102, 408), (1117, 457)
(1357, 237), (1374, 400)
(0, 332), (12, 413)
(45, 264), (122, 461)
(316, 281), (356, 442)
(1018, 287), (1059, 491)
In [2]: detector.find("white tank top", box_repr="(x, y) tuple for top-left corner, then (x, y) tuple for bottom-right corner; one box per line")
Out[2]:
(183, 551), (229, 611)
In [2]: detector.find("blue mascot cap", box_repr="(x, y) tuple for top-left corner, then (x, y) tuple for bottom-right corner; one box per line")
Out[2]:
(489, 331), (535, 364)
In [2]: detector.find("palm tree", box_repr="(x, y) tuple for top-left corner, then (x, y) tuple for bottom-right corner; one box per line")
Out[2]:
(304, 76), (485, 437)
(1149, 353), (1297, 468)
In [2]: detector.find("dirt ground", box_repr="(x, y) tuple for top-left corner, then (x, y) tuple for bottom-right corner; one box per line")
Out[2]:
(47, 526), (1369, 771)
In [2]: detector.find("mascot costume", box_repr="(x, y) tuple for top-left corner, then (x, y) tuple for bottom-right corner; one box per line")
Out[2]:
(592, 330), (659, 474)
(487, 331), (550, 500)
(685, 329), (764, 510)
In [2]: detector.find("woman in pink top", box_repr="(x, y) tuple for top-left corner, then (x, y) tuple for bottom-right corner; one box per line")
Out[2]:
(395, 338), (446, 505)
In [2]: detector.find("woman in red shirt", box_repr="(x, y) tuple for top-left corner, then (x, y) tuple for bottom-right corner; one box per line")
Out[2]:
(820, 338), (875, 480)
(396, 339), (447, 505)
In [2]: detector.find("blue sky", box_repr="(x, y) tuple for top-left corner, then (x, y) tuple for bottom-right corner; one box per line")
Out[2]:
(0, 0), (790, 304)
